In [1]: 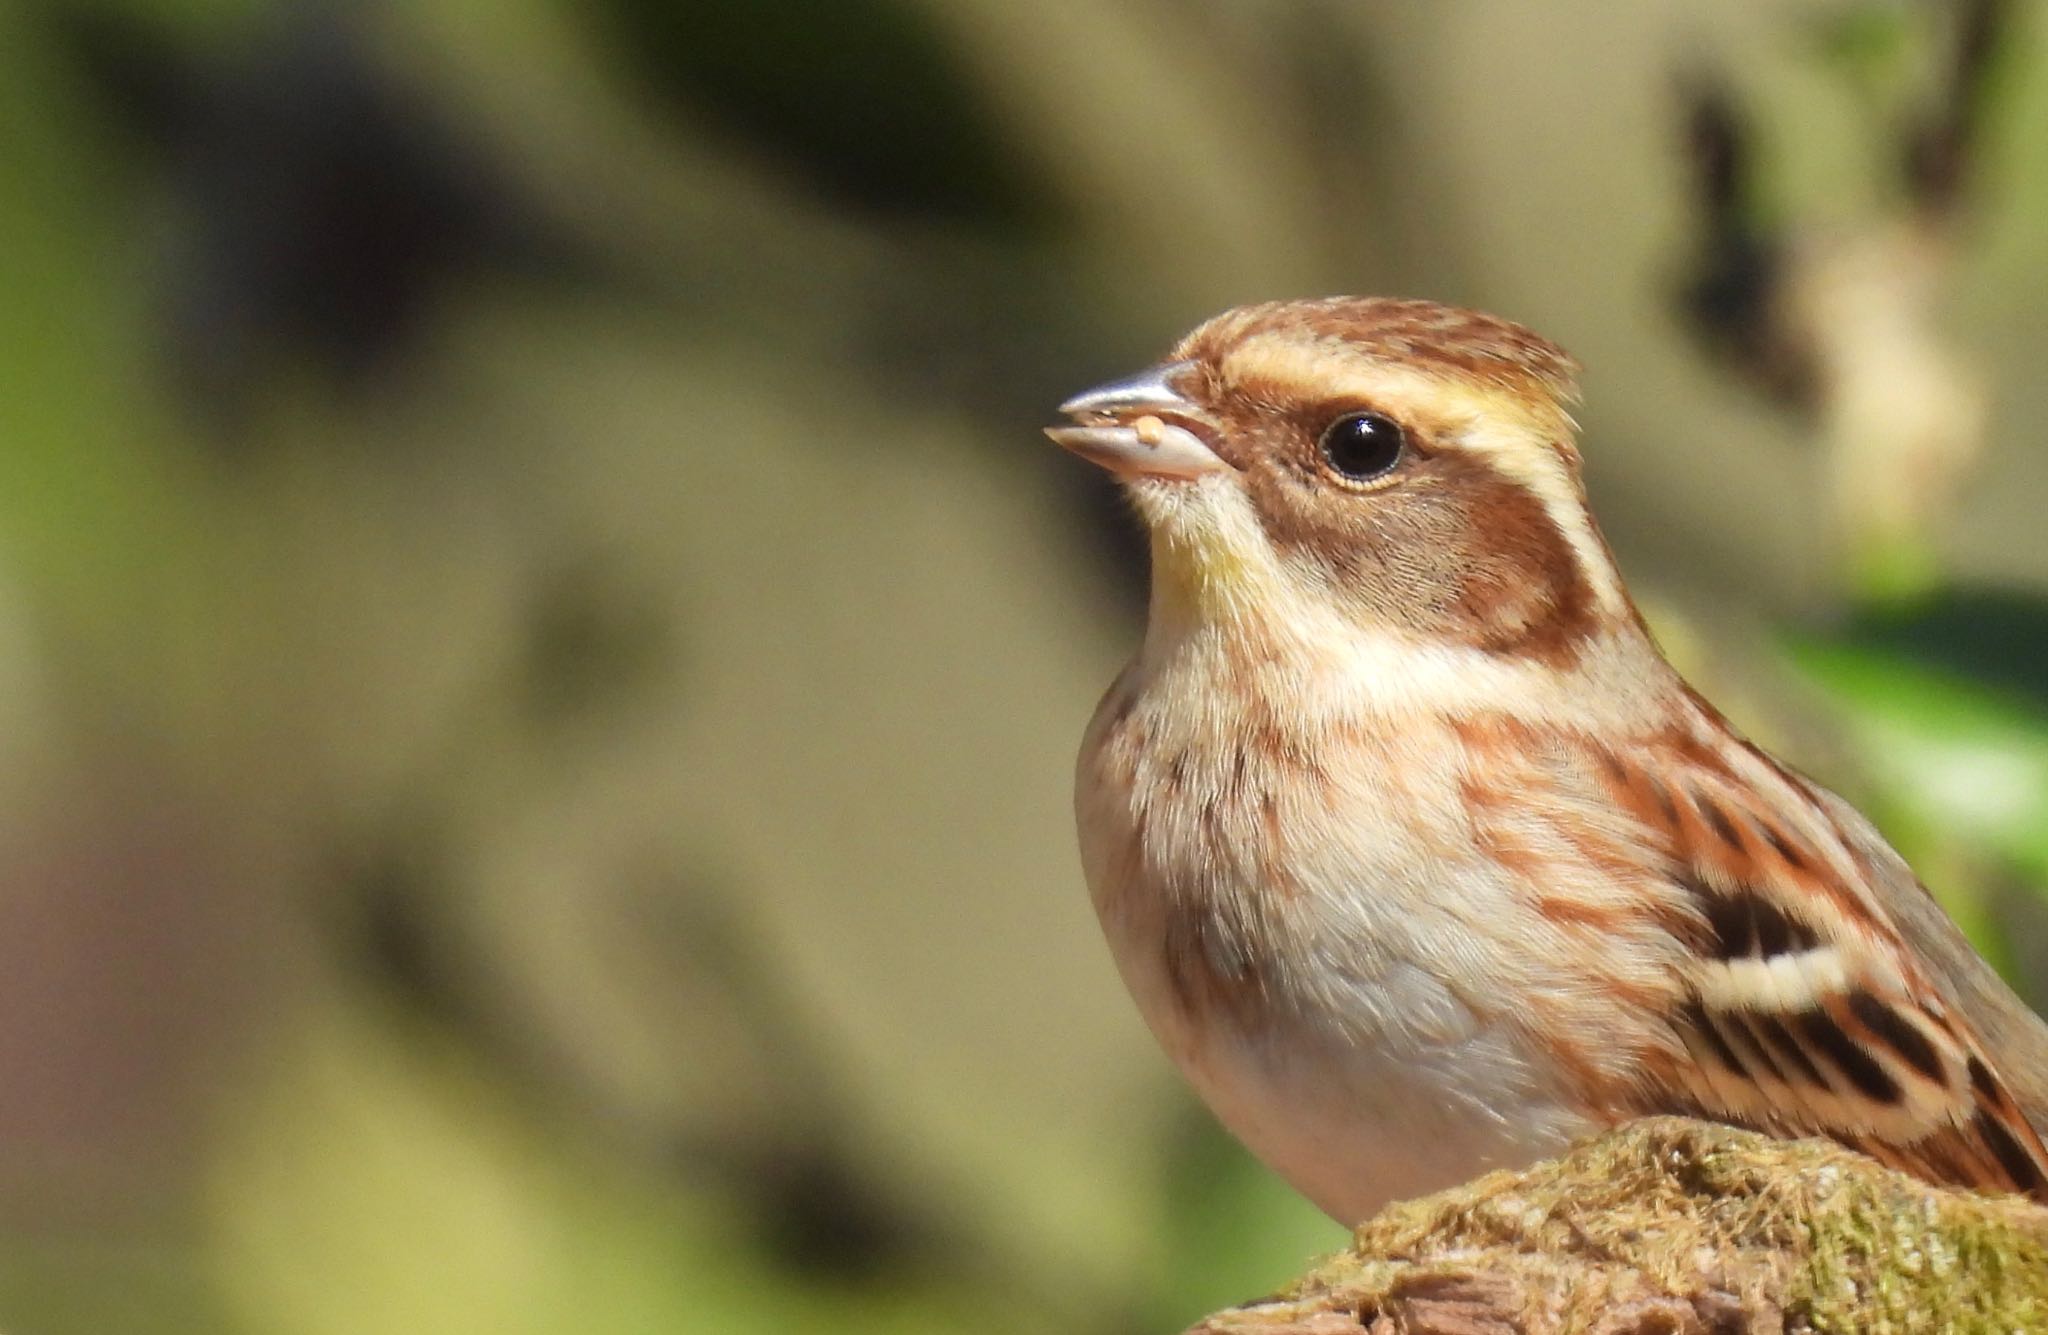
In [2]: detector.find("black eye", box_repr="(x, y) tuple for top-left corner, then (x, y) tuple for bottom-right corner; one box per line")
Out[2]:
(1318, 412), (1406, 481)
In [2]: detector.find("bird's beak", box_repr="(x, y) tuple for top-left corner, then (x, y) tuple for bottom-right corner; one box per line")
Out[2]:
(1044, 361), (1231, 480)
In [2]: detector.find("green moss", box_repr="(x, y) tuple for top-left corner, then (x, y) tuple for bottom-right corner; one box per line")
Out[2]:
(1189, 1118), (2048, 1334)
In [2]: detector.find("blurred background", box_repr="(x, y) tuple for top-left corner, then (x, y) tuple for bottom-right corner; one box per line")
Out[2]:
(5, 0), (2048, 1331)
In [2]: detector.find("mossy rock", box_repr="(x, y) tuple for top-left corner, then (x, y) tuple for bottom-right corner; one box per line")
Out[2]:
(1188, 1117), (2048, 1334)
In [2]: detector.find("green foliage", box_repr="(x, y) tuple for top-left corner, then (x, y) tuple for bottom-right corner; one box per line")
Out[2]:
(1149, 1115), (1341, 1332)
(1782, 593), (2048, 896)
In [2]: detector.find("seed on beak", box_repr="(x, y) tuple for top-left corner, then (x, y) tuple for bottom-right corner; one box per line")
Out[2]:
(1048, 363), (1230, 480)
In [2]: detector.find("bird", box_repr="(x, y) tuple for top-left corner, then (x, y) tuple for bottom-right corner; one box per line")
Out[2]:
(1045, 296), (2048, 1225)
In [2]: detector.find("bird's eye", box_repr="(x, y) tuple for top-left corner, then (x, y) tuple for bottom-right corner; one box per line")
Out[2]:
(1318, 412), (1406, 482)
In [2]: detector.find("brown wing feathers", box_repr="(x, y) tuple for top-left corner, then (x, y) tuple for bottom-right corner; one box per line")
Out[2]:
(1600, 742), (2048, 1204)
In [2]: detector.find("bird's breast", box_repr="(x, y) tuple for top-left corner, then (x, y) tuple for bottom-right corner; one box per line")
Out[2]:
(1074, 653), (1603, 1218)
(1077, 658), (1499, 1041)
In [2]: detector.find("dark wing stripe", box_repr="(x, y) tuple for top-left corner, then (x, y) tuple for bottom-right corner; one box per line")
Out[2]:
(1967, 1055), (2009, 1108)
(1747, 1013), (1834, 1091)
(1690, 878), (1753, 958)
(1685, 1001), (1747, 1076)
(1975, 1110), (2048, 1196)
(1848, 992), (1946, 1085)
(1760, 823), (1811, 872)
(1750, 897), (1800, 957)
(1698, 795), (1745, 853)
(1721, 1013), (1790, 1086)
(1682, 880), (1822, 961)
(1797, 1009), (1903, 1104)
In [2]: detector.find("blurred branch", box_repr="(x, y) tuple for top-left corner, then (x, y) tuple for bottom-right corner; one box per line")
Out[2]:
(47, 0), (611, 440)
(1186, 1118), (2048, 1334)
(1673, 1), (2013, 600)
(1902, 0), (2011, 216)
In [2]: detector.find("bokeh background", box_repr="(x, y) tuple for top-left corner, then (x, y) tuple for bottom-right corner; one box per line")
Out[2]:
(6, 1), (2048, 1331)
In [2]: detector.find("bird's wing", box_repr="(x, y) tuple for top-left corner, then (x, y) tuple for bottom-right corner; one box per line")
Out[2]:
(1596, 739), (2048, 1203)
(1805, 781), (2048, 1139)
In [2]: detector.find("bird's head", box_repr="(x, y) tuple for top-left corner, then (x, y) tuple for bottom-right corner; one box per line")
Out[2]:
(1048, 297), (1634, 666)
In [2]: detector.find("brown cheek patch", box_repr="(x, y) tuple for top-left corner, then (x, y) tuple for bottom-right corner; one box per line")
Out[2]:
(1243, 443), (1597, 665)
(1439, 455), (1596, 664)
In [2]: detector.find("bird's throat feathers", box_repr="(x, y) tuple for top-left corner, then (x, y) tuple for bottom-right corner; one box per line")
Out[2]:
(1134, 477), (1281, 633)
